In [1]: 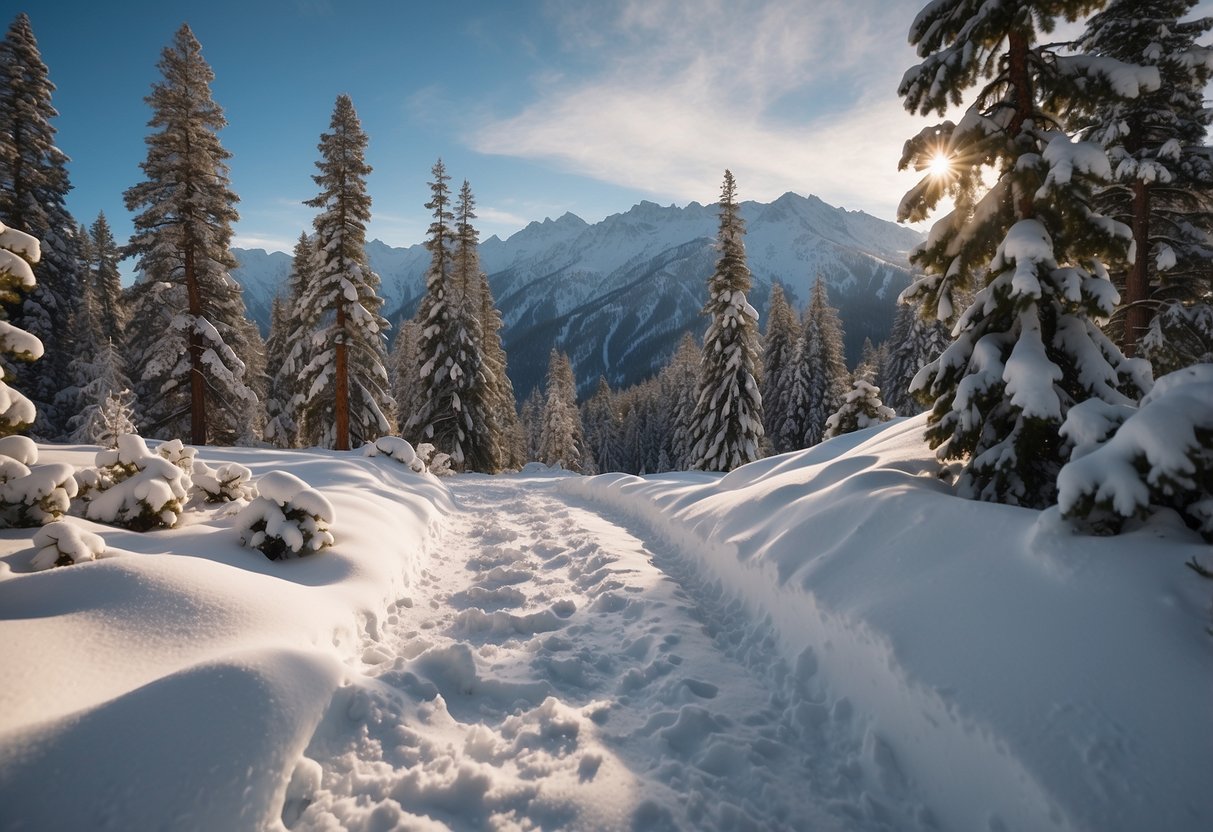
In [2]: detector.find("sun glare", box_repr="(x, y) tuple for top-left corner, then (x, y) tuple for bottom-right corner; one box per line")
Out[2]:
(927, 152), (952, 177)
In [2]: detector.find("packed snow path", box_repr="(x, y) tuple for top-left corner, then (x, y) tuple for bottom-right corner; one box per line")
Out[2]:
(288, 475), (928, 831)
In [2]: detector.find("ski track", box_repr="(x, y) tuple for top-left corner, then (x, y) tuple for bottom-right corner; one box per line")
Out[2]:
(286, 476), (931, 832)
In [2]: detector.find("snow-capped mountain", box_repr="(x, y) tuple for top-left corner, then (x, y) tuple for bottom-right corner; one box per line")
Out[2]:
(232, 192), (923, 397)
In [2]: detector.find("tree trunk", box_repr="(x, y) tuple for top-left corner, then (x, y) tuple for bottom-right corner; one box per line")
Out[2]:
(1007, 28), (1035, 221)
(334, 304), (349, 450)
(1122, 180), (1151, 356)
(184, 243), (207, 445)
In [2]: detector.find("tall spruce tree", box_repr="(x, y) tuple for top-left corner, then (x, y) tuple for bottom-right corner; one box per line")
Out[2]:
(878, 299), (952, 416)
(0, 13), (79, 438)
(539, 349), (591, 472)
(898, 0), (1156, 507)
(123, 24), (257, 445)
(406, 160), (486, 470)
(690, 170), (764, 472)
(295, 94), (394, 450)
(761, 283), (800, 454)
(582, 376), (624, 474)
(262, 293), (295, 447)
(783, 277), (849, 449)
(664, 332), (702, 469)
(89, 211), (125, 335)
(449, 180), (495, 471)
(1072, 0), (1213, 354)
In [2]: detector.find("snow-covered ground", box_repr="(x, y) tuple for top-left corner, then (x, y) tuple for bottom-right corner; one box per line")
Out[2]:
(1, 418), (1210, 831)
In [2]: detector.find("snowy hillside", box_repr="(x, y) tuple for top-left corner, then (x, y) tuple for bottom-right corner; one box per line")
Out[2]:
(2, 424), (1208, 831)
(232, 193), (923, 396)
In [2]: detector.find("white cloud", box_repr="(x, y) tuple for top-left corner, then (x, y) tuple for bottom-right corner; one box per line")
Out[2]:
(472, 0), (935, 221)
(231, 233), (295, 253)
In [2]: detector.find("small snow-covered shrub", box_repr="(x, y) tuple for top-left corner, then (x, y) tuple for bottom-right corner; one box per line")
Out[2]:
(76, 434), (188, 531)
(236, 471), (335, 560)
(824, 378), (895, 440)
(30, 521), (106, 570)
(362, 436), (426, 474)
(0, 436), (78, 527)
(1059, 365), (1213, 539)
(156, 439), (196, 490)
(191, 459), (256, 503)
(415, 442), (452, 477)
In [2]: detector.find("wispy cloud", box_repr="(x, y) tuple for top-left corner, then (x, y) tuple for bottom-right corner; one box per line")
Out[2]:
(472, 0), (935, 221)
(231, 233), (296, 253)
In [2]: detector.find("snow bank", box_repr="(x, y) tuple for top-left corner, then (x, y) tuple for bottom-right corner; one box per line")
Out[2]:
(0, 445), (452, 830)
(560, 417), (1212, 832)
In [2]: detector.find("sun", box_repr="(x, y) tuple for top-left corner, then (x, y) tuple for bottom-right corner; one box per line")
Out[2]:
(927, 152), (953, 177)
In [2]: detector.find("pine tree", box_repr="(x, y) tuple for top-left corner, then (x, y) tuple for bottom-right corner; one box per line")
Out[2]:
(761, 283), (801, 453)
(406, 160), (486, 470)
(539, 349), (591, 472)
(878, 299), (952, 416)
(295, 94), (394, 450)
(479, 270), (523, 470)
(0, 13), (79, 438)
(664, 332), (702, 469)
(0, 221), (42, 435)
(583, 376), (625, 473)
(521, 385), (544, 462)
(89, 211), (124, 335)
(1072, 0), (1213, 354)
(262, 294), (295, 447)
(391, 317), (422, 433)
(123, 24), (257, 445)
(824, 378), (895, 440)
(67, 339), (136, 446)
(449, 180), (495, 471)
(784, 277), (849, 449)
(898, 0), (1156, 507)
(690, 170), (764, 471)
(274, 233), (317, 446)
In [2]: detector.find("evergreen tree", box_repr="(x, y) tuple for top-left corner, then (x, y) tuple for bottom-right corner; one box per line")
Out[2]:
(274, 232), (317, 446)
(761, 283), (800, 453)
(664, 332), (702, 469)
(391, 316), (422, 433)
(479, 270), (523, 470)
(824, 378), (895, 440)
(295, 94), (394, 450)
(67, 339), (136, 446)
(89, 211), (124, 335)
(539, 349), (591, 472)
(878, 299), (952, 416)
(521, 385), (544, 462)
(262, 293), (296, 447)
(0, 221), (42, 435)
(583, 376), (625, 473)
(1073, 0), (1213, 353)
(1139, 299), (1213, 375)
(0, 13), (79, 438)
(690, 170), (764, 471)
(784, 277), (849, 449)
(123, 24), (257, 445)
(898, 0), (1155, 507)
(448, 180), (495, 471)
(405, 160), (486, 470)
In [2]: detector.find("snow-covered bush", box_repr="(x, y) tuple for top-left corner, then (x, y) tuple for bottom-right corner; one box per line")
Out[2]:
(824, 378), (895, 440)
(191, 459), (256, 503)
(0, 436), (78, 527)
(156, 439), (196, 489)
(71, 388), (138, 448)
(415, 442), (452, 477)
(1059, 364), (1213, 539)
(0, 222), (44, 436)
(236, 471), (335, 560)
(76, 434), (188, 531)
(30, 521), (106, 570)
(362, 436), (426, 474)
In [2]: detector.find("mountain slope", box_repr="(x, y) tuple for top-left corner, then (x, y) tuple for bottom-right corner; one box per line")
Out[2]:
(232, 192), (923, 398)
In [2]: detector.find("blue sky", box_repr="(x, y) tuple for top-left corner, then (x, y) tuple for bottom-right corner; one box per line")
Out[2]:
(16, 0), (1159, 255)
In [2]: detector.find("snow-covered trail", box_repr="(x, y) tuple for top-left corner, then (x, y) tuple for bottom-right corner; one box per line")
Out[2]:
(287, 475), (919, 831)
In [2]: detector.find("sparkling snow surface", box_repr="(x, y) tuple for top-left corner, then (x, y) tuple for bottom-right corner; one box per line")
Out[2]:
(1, 422), (1210, 831)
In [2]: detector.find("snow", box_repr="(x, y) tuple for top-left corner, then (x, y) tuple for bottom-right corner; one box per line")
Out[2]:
(1, 428), (1209, 831)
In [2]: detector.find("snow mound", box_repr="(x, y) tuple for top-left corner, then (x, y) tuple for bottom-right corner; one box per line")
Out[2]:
(362, 435), (425, 473)
(561, 416), (1213, 832)
(31, 521), (107, 569)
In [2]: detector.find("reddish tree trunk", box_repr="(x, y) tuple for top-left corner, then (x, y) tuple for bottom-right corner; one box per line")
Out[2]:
(185, 243), (207, 445)
(1007, 28), (1035, 221)
(334, 304), (349, 450)
(1122, 181), (1152, 356)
